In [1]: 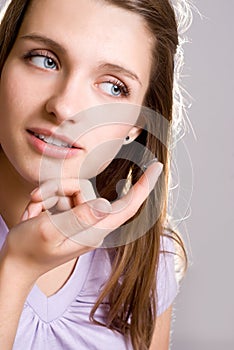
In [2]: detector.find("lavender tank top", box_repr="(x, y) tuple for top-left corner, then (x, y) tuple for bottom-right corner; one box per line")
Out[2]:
(0, 216), (178, 350)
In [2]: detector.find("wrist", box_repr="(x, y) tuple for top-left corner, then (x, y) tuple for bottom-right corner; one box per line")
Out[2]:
(0, 246), (37, 291)
(0, 247), (35, 350)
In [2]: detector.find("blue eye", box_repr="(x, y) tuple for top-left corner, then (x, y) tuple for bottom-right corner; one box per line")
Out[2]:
(24, 50), (58, 70)
(30, 56), (57, 70)
(99, 81), (129, 97)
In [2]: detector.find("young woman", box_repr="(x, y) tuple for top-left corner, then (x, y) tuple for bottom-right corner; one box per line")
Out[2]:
(0, 0), (191, 349)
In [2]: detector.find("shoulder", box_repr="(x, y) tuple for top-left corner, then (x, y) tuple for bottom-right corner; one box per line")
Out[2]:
(156, 232), (180, 316)
(78, 233), (181, 315)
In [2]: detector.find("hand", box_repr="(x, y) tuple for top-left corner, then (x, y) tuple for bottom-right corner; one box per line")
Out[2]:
(2, 161), (163, 281)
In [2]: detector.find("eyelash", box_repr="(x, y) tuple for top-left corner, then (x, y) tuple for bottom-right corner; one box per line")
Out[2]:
(23, 50), (131, 97)
(106, 79), (131, 98)
(23, 49), (59, 69)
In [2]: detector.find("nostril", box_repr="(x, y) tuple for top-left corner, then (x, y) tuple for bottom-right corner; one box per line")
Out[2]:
(45, 98), (78, 124)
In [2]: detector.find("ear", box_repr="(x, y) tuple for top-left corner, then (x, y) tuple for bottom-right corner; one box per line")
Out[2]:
(123, 126), (142, 145)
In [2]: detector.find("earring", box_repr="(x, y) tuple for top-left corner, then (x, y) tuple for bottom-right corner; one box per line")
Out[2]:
(123, 135), (131, 145)
(122, 167), (133, 195)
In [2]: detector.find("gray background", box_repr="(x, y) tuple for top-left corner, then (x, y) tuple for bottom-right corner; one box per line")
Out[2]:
(172, 1), (234, 349)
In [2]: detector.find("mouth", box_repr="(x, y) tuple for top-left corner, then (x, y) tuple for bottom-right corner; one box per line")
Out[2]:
(27, 129), (81, 149)
(26, 128), (83, 159)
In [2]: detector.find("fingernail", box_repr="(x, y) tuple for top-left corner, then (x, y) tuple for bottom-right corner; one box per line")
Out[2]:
(30, 187), (38, 196)
(143, 158), (159, 171)
(21, 209), (29, 222)
(154, 162), (164, 177)
(91, 199), (112, 218)
(148, 162), (164, 192)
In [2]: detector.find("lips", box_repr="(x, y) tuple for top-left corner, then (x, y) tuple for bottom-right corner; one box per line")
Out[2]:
(26, 128), (83, 159)
(27, 128), (82, 149)
(28, 131), (74, 149)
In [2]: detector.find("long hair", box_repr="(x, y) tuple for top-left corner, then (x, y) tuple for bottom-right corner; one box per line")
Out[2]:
(0, 1), (190, 349)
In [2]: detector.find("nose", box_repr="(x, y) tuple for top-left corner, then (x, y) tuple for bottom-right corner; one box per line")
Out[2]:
(45, 77), (87, 124)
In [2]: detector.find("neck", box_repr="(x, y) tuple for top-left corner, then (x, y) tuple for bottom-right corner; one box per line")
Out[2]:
(0, 151), (34, 228)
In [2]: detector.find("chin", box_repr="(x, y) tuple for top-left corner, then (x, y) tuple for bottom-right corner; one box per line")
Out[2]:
(18, 169), (40, 187)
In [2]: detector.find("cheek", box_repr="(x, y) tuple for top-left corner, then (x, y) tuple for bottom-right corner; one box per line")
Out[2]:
(73, 103), (142, 148)
(0, 71), (19, 140)
(88, 125), (129, 142)
(0, 62), (46, 118)
(0, 67), (26, 121)
(78, 125), (129, 179)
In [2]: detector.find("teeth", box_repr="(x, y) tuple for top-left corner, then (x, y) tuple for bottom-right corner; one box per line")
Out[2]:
(34, 133), (73, 148)
(36, 134), (45, 141)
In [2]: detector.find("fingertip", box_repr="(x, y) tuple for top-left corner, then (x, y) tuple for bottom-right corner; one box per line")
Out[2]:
(26, 202), (43, 219)
(143, 157), (159, 170)
(30, 187), (39, 196)
(146, 160), (163, 175)
(142, 161), (164, 194)
(21, 209), (29, 222)
(144, 158), (163, 172)
(30, 188), (43, 203)
(154, 162), (164, 176)
(89, 198), (112, 219)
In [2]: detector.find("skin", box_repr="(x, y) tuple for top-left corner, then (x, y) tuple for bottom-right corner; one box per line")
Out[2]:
(0, 0), (153, 228)
(0, 0), (172, 348)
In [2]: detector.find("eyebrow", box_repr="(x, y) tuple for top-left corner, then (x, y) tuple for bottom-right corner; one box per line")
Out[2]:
(20, 34), (142, 86)
(98, 63), (142, 86)
(20, 33), (66, 55)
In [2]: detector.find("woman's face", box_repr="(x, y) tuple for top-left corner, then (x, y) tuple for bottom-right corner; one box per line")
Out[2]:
(0, 0), (153, 183)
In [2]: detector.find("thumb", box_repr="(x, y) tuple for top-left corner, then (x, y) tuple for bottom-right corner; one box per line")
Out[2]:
(88, 198), (112, 219)
(48, 198), (112, 245)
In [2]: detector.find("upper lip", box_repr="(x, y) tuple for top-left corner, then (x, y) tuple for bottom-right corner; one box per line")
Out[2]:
(27, 127), (83, 149)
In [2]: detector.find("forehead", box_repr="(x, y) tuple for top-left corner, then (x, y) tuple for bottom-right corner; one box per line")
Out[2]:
(22, 0), (153, 42)
(18, 0), (154, 83)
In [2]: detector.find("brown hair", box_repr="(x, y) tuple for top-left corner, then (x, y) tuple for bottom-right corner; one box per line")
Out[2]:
(0, 1), (188, 349)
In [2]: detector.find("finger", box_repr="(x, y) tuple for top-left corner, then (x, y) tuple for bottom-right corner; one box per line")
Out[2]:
(111, 160), (163, 216)
(26, 179), (97, 220)
(30, 178), (96, 204)
(71, 161), (163, 245)
(21, 201), (45, 221)
(48, 198), (112, 247)
(30, 178), (79, 201)
(22, 195), (72, 221)
(27, 202), (44, 219)
(31, 162), (162, 248)
(27, 196), (72, 219)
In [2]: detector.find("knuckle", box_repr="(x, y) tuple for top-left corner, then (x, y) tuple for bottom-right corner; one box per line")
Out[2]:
(79, 179), (96, 201)
(74, 207), (94, 229)
(37, 214), (54, 242)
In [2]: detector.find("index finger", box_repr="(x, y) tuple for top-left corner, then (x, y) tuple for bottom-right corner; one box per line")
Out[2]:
(31, 178), (96, 203)
(70, 161), (163, 246)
